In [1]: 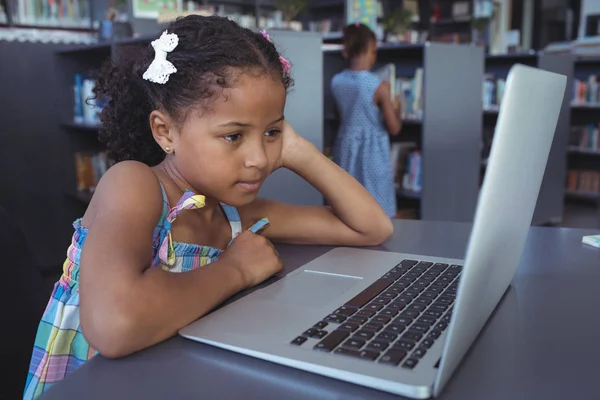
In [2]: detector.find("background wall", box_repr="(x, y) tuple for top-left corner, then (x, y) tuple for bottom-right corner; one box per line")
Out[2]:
(579, 0), (600, 38)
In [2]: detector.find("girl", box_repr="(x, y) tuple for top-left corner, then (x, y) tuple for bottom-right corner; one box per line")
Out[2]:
(331, 23), (402, 218)
(24, 15), (393, 399)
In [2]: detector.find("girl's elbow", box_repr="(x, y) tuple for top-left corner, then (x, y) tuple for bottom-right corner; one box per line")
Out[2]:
(81, 310), (137, 359)
(363, 218), (394, 246)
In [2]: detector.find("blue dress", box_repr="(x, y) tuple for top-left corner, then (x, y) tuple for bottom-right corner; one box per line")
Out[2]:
(331, 70), (396, 217)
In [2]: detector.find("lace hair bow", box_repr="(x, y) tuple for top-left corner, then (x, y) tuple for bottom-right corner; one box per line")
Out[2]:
(260, 29), (291, 74)
(143, 30), (179, 84)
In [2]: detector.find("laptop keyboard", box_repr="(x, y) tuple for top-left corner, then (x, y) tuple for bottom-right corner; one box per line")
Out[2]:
(290, 259), (462, 370)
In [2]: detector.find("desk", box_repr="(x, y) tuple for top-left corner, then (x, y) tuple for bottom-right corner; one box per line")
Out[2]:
(41, 220), (600, 400)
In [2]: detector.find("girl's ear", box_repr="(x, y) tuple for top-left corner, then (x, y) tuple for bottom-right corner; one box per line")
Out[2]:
(149, 110), (176, 154)
(341, 48), (348, 59)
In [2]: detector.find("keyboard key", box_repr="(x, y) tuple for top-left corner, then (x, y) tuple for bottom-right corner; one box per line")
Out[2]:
(379, 349), (407, 366)
(449, 264), (463, 272)
(364, 322), (384, 332)
(314, 321), (328, 329)
(428, 330), (442, 340)
(343, 338), (365, 349)
(424, 310), (443, 318)
(373, 297), (391, 305)
(345, 279), (394, 308)
(367, 340), (389, 351)
(354, 330), (375, 340)
(334, 306), (358, 317)
(407, 303), (427, 312)
(402, 331), (423, 342)
(417, 316), (436, 325)
(394, 316), (413, 325)
(372, 316), (391, 325)
(387, 302), (406, 311)
(348, 316), (368, 325)
(339, 322), (360, 332)
(356, 309), (376, 318)
(365, 303), (384, 312)
(393, 340), (415, 351)
(377, 331), (398, 342)
(314, 330), (349, 352)
(291, 336), (307, 346)
(400, 259), (419, 268)
(324, 314), (347, 324)
(431, 263), (448, 271)
(386, 324), (406, 334)
(420, 338), (434, 348)
(303, 328), (328, 339)
(402, 358), (419, 369)
(381, 291), (398, 299)
(410, 323), (430, 333)
(412, 348), (427, 358)
(334, 347), (380, 361)
(380, 308), (399, 318)
(401, 310), (420, 318)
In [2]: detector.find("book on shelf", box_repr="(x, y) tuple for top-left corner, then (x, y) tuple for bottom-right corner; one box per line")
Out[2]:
(73, 74), (105, 125)
(390, 144), (421, 195)
(571, 125), (600, 151)
(10, 0), (92, 28)
(567, 169), (600, 194)
(573, 75), (600, 105)
(482, 74), (505, 110)
(396, 68), (423, 121)
(74, 151), (112, 193)
(374, 63), (396, 101)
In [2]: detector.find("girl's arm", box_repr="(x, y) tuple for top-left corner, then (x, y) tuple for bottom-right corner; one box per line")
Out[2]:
(239, 125), (394, 247)
(375, 81), (402, 136)
(79, 162), (281, 358)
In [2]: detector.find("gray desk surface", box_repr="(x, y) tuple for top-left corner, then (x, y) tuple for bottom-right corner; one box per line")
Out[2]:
(42, 220), (600, 400)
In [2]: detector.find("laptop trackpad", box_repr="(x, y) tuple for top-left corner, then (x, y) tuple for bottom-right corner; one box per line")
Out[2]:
(255, 270), (362, 308)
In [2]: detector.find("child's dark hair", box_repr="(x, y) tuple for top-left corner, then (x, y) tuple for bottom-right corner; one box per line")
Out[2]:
(342, 23), (376, 60)
(94, 15), (293, 166)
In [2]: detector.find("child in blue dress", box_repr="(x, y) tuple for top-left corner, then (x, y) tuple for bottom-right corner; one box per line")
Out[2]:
(331, 23), (402, 218)
(24, 16), (393, 399)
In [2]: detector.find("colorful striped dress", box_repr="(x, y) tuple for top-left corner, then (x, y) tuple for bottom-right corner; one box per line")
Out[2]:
(24, 182), (268, 399)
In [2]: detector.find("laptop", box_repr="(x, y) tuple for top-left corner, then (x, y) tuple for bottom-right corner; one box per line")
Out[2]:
(179, 64), (567, 398)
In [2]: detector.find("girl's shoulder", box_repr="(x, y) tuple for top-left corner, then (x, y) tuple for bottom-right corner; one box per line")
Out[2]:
(80, 160), (164, 230)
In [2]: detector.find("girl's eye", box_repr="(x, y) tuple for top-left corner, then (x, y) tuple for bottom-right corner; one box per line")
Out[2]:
(265, 129), (281, 138)
(224, 133), (242, 143)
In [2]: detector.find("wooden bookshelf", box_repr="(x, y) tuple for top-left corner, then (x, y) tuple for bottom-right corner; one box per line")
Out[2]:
(323, 42), (484, 223)
(482, 52), (573, 226)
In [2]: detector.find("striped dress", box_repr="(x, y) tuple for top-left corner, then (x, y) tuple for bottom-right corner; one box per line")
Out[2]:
(24, 182), (268, 399)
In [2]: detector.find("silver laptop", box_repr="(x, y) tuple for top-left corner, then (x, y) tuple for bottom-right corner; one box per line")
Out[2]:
(179, 64), (566, 398)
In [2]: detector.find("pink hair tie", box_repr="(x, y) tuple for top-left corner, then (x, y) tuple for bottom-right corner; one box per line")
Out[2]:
(355, 22), (360, 27)
(260, 29), (291, 74)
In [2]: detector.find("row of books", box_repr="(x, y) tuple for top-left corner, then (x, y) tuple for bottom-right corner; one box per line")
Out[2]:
(567, 170), (600, 194)
(391, 143), (422, 194)
(10, 0), (92, 28)
(375, 64), (424, 121)
(75, 152), (112, 193)
(482, 75), (506, 110)
(573, 75), (600, 105)
(570, 125), (600, 151)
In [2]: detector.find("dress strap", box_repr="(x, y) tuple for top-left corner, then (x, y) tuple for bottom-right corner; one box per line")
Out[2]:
(158, 190), (206, 267)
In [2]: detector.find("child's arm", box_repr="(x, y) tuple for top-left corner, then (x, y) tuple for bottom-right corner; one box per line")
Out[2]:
(239, 123), (394, 247)
(79, 162), (282, 358)
(375, 81), (402, 136)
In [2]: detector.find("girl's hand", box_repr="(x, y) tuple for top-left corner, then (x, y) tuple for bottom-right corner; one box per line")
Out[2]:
(276, 121), (313, 171)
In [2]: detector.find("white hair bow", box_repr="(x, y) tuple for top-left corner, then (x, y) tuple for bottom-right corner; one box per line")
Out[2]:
(143, 30), (179, 84)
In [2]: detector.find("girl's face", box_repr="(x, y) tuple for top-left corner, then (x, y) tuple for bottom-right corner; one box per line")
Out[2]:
(172, 73), (286, 207)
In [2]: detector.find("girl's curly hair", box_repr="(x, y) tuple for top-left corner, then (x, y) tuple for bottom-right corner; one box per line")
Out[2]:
(94, 15), (293, 166)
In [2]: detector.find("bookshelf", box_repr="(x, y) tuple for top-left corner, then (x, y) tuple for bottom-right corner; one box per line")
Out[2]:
(2, 0), (97, 31)
(567, 56), (600, 205)
(55, 36), (154, 205)
(482, 52), (573, 226)
(323, 42), (484, 223)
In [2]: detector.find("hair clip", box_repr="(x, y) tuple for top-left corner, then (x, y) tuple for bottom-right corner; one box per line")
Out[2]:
(354, 22), (360, 27)
(260, 29), (291, 74)
(143, 30), (179, 84)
